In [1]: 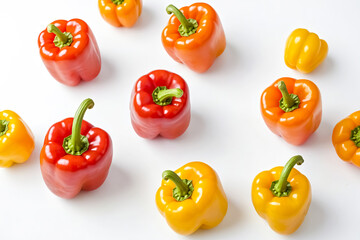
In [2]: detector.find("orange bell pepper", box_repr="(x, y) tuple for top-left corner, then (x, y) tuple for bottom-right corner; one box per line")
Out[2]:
(0, 110), (35, 168)
(98, 0), (142, 28)
(260, 77), (322, 145)
(332, 111), (360, 167)
(161, 3), (226, 73)
(252, 155), (311, 234)
(155, 161), (228, 235)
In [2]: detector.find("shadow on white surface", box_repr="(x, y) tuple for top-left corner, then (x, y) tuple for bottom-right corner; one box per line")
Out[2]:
(134, 6), (155, 30)
(306, 56), (335, 79)
(292, 200), (326, 236)
(187, 199), (242, 238)
(69, 163), (132, 202)
(203, 42), (241, 77)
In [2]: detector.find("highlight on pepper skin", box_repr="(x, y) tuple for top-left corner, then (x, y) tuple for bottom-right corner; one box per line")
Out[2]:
(284, 28), (328, 73)
(332, 110), (360, 167)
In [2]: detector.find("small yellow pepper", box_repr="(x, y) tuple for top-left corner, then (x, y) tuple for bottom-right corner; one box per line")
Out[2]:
(0, 110), (35, 167)
(155, 161), (228, 235)
(251, 155), (311, 235)
(284, 28), (328, 73)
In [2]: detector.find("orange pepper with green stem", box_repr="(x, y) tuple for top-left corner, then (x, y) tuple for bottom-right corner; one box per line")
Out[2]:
(252, 155), (311, 235)
(155, 161), (228, 235)
(161, 3), (226, 73)
(0, 110), (35, 168)
(332, 111), (360, 167)
(98, 0), (142, 28)
(260, 77), (322, 145)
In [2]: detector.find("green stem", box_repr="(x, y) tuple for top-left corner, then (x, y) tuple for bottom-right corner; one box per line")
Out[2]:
(47, 24), (73, 49)
(63, 99), (94, 155)
(0, 119), (9, 137)
(162, 170), (194, 201)
(350, 126), (360, 147)
(278, 81), (300, 112)
(152, 86), (183, 106)
(271, 155), (304, 197)
(111, 0), (124, 5)
(166, 4), (198, 37)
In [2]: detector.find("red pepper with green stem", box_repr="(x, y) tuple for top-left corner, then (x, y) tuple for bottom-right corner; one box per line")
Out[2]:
(40, 99), (112, 199)
(130, 70), (190, 139)
(38, 19), (101, 86)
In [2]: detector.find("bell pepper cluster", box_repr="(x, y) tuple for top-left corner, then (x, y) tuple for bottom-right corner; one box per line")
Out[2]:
(4, 0), (360, 238)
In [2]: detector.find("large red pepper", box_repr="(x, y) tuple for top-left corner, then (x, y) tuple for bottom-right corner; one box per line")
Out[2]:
(40, 99), (113, 199)
(130, 70), (190, 139)
(38, 19), (101, 86)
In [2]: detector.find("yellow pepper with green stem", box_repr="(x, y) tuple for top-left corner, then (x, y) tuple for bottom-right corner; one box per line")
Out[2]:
(155, 161), (228, 235)
(252, 155), (311, 235)
(0, 110), (35, 167)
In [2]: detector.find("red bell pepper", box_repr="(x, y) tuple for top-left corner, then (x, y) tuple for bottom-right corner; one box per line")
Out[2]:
(130, 70), (190, 139)
(38, 19), (101, 86)
(40, 99), (113, 199)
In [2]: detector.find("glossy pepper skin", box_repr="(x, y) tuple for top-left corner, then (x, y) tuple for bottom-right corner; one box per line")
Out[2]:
(156, 161), (228, 235)
(0, 110), (35, 168)
(40, 99), (112, 199)
(252, 156), (311, 235)
(261, 77), (322, 145)
(98, 0), (142, 27)
(130, 70), (190, 139)
(285, 28), (328, 73)
(162, 3), (226, 73)
(332, 111), (360, 167)
(38, 19), (101, 86)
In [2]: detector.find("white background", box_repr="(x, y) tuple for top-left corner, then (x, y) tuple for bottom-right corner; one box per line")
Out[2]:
(1, 0), (360, 239)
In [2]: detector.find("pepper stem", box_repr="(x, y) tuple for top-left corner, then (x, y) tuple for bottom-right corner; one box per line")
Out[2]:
(278, 81), (300, 112)
(0, 119), (9, 137)
(47, 24), (73, 49)
(152, 86), (183, 106)
(350, 126), (360, 147)
(162, 170), (194, 201)
(63, 99), (94, 155)
(111, 0), (124, 5)
(271, 155), (304, 197)
(166, 4), (198, 37)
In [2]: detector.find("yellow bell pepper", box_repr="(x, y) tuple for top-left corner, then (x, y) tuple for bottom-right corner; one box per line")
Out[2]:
(251, 155), (311, 235)
(284, 28), (328, 73)
(0, 110), (35, 168)
(155, 161), (228, 235)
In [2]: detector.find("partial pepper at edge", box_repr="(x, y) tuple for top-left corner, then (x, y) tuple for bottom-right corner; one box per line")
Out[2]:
(156, 161), (228, 235)
(98, 0), (142, 27)
(38, 19), (101, 86)
(0, 110), (35, 168)
(332, 110), (360, 167)
(285, 28), (328, 73)
(260, 77), (322, 145)
(130, 70), (190, 139)
(40, 99), (113, 199)
(161, 3), (226, 73)
(252, 155), (311, 235)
